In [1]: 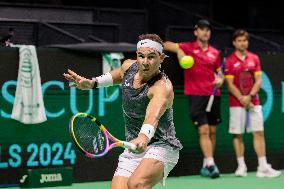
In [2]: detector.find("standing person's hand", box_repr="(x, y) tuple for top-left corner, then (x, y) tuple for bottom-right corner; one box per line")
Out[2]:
(213, 71), (225, 88)
(213, 77), (224, 88)
(239, 95), (252, 108)
(63, 69), (94, 90)
(247, 102), (254, 109)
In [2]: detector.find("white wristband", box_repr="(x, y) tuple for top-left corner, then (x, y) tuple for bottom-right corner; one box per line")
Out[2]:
(95, 72), (113, 88)
(139, 124), (155, 140)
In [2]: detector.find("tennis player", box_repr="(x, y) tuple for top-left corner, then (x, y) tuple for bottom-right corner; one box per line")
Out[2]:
(64, 33), (182, 189)
(164, 19), (223, 178)
(224, 29), (281, 177)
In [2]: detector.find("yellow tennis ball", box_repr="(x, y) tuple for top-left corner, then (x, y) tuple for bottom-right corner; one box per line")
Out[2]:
(179, 56), (194, 69)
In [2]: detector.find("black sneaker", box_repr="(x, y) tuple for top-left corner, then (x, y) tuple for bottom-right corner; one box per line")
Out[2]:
(207, 165), (220, 179)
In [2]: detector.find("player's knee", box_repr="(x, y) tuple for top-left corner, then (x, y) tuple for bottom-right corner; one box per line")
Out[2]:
(233, 134), (243, 140)
(198, 125), (210, 136)
(253, 131), (264, 138)
(127, 177), (149, 189)
(209, 129), (216, 138)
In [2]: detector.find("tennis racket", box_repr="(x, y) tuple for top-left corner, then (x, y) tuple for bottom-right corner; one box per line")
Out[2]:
(239, 70), (255, 129)
(69, 112), (137, 158)
(206, 59), (225, 112)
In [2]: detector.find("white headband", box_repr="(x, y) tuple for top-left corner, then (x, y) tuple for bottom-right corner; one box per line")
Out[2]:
(137, 39), (163, 54)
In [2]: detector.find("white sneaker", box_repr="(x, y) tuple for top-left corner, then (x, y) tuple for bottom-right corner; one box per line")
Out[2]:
(256, 164), (281, 178)
(235, 165), (247, 177)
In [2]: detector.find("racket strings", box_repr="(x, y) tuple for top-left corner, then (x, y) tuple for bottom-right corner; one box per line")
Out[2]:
(73, 116), (106, 155)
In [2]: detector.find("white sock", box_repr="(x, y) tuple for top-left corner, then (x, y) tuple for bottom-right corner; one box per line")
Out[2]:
(205, 157), (215, 166)
(237, 156), (246, 167)
(203, 158), (206, 168)
(258, 156), (268, 168)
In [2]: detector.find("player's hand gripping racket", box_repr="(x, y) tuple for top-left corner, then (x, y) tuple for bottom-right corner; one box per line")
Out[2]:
(239, 70), (255, 129)
(206, 59), (225, 112)
(69, 112), (137, 158)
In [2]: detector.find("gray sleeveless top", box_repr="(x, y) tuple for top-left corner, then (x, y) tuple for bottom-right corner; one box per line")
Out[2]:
(121, 63), (182, 150)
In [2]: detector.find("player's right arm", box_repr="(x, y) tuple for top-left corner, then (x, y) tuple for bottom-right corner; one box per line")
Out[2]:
(63, 59), (135, 90)
(164, 41), (186, 60)
(225, 76), (243, 101)
(249, 56), (262, 97)
(119, 59), (136, 81)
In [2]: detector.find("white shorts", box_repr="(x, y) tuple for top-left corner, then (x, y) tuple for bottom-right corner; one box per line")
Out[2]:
(114, 145), (179, 186)
(229, 105), (264, 134)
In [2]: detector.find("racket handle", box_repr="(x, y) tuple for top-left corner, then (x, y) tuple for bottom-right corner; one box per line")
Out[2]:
(206, 88), (218, 112)
(122, 141), (137, 151)
(206, 95), (214, 112)
(245, 110), (250, 129)
(206, 58), (224, 113)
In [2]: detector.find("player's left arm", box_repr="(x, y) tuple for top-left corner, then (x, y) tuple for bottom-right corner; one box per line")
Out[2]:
(214, 53), (225, 88)
(249, 56), (262, 97)
(250, 74), (261, 97)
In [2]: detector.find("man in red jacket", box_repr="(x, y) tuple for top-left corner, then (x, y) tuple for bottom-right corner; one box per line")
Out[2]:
(164, 19), (224, 178)
(225, 29), (281, 178)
